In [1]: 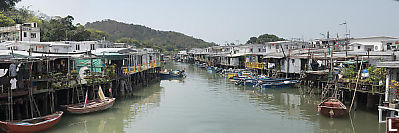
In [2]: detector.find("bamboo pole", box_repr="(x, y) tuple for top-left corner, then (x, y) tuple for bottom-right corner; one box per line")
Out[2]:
(349, 57), (364, 113)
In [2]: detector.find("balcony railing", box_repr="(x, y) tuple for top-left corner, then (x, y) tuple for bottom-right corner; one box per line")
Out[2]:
(245, 62), (263, 69)
(122, 61), (163, 75)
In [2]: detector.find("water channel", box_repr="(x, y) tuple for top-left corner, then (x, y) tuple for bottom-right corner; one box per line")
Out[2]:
(46, 62), (385, 133)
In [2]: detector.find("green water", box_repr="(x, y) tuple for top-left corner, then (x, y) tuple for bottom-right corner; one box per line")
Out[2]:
(46, 62), (385, 133)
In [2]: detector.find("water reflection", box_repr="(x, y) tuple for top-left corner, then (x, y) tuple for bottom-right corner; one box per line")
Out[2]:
(46, 62), (386, 133)
(190, 62), (384, 133)
(230, 79), (385, 133)
(45, 82), (163, 133)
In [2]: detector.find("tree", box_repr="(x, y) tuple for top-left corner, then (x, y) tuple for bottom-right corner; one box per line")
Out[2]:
(87, 28), (110, 40)
(41, 15), (77, 41)
(342, 64), (357, 79)
(0, 12), (14, 26)
(366, 65), (386, 83)
(115, 38), (142, 47)
(246, 37), (257, 44)
(85, 19), (215, 50)
(70, 24), (90, 41)
(256, 34), (285, 44)
(246, 34), (285, 44)
(0, 0), (21, 11)
(0, 6), (42, 27)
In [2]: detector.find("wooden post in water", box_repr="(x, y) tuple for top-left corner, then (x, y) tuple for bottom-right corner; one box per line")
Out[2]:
(349, 57), (364, 113)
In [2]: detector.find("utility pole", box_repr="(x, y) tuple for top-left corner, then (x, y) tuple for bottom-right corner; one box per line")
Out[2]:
(340, 21), (348, 57)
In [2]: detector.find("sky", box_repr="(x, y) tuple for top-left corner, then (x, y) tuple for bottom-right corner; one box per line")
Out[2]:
(16, 0), (399, 44)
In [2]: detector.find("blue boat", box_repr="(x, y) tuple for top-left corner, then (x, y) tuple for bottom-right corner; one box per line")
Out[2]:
(160, 70), (186, 79)
(242, 78), (258, 86)
(260, 80), (298, 89)
(234, 77), (259, 86)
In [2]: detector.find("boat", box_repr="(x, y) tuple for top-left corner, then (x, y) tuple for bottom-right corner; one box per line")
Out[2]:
(260, 80), (298, 89)
(232, 76), (249, 82)
(259, 78), (291, 83)
(62, 97), (115, 114)
(318, 97), (348, 117)
(198, 63), (207, 68)
(0, 111), (63, 133)
(62, 86), (116, 114)
(241, 71), (252, 76)
(235, 78), (258, 86)
(226, 73), (236, 79)
(160, 69), (186, 79)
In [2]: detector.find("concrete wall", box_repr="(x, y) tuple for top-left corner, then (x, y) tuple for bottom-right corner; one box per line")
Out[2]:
(280, 58), (302, 74)
(230, 57), (239, 66)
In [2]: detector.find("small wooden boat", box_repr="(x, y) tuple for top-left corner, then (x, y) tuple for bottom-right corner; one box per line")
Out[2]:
(0, 111), (63, 133)
(62, 97), (116, 114)
(318, 97), (348, 117)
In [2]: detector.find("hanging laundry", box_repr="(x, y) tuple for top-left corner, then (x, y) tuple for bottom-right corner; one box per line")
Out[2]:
(10, 78), (17, 90)
(9, 64), (17, 77)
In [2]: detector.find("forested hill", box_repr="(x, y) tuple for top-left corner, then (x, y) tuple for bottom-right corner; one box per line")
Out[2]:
(85, 20), (214, 51)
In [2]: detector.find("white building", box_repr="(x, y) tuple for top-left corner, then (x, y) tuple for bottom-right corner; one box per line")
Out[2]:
(349, 36), (397, 52)
(1, 41), (105, 54)
(0, 23), (40, 42)
(382, 39), (399, 51)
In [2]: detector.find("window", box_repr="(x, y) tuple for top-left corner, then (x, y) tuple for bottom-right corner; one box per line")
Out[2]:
(76, 44), (80, 50)
(375, 46), (378, 50)
(90, 44), (95, 50)
(250, 48), (253, 52)
(258, 48), (261, 52)
(292, 59), (295, 64)
(357, 45), (361, 49)
(23, 32), (27, 37)
(31, 33), (36, 38)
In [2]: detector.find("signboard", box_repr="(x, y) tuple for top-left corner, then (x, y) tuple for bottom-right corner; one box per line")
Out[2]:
(76, 59), (102, 73)
(387, 117), (399, 133)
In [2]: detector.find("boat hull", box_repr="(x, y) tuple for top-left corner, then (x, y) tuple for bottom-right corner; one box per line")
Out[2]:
(261, 82), (295, 89)
(318, 97), (348, 118)
(226, 73), (236, 79)
(0, 111), (63, 133)
(318, 107), (347, 118)
(63, 97), (116, 114)
(160, 73), (184, 79)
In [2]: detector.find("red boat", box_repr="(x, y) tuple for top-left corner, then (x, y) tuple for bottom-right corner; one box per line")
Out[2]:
(318, 97), (347, 117)
(0, 111), (63, 133)
(62, 97), (116, 114)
